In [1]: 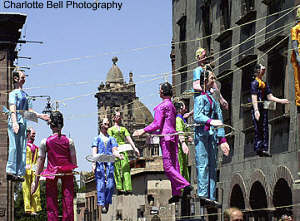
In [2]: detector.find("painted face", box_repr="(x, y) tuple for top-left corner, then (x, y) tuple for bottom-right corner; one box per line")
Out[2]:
(181, 102), (187, 114)
(206, 71), (216, 88)
(230, 211), (243, 221)
(159, 85), (163, 98)
(260, 67), (265, 76)
(197, 50), (207, 63)
(18, 71), (26, 85)
(114, 112), (122, 123)
(29, 129), (36, 141)
(102, 118), (110, 130)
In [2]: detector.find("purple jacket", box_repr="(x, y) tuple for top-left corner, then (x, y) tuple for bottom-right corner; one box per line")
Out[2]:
(144, 98), (177, 142)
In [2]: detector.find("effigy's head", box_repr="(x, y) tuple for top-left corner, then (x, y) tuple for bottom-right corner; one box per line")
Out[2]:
(195, 47), (206, 61)
(297, 7), (300, 20)
(50, 111), (64, 130)
(174, 101), (186, 114)
(253, 63), (266, 77)
(160, 82), (173, 97)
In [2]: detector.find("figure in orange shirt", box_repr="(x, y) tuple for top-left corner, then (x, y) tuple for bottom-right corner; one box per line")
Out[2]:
(291, 7), (300, 109)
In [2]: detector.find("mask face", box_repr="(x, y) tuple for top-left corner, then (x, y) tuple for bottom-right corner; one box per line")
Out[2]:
(50, 111), (64, 129)
(297, 7), (300, 20)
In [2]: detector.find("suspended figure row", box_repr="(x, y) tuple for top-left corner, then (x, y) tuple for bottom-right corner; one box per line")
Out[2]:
(3, 11), (300, 219)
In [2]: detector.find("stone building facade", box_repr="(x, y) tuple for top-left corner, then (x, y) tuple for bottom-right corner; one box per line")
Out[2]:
(0, 13), (26, 221)
(80, 58), (175, 221)
(172, 0), (300, 220)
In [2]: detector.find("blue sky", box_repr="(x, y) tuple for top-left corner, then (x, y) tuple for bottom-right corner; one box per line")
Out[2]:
(1, 1), (172, 172)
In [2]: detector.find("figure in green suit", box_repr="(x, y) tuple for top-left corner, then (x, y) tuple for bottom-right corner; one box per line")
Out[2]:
(108, 111), (140, 194)
(174, 101), (192, 182)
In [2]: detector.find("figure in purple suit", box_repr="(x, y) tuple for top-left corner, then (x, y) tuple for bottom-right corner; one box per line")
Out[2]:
(133, 82), (193, 204)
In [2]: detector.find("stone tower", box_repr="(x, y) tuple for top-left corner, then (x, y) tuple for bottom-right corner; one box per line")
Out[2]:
(95, 56), (154, 154)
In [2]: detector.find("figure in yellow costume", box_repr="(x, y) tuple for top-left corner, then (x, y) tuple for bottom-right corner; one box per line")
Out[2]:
(22, 128), (41, 215)
(107, 111), (140, 194)
(291, 7), (300, 108)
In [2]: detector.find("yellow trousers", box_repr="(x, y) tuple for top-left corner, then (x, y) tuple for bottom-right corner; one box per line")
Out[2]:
(291, 53), (300, 106)
(22, 170), (42, 213)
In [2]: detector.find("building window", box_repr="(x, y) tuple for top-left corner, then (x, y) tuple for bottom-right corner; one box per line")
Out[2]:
(241, 0), (254, 16)
(240, 65), (254, 129)
(219, 36), (232, 74)
(266, 0), (286, 40)
(220, 0), (231, 32)
(147, 195), (154, 206)
(116, 210), (123, 220)
(219, 75), (234, 163)
(239, 22), (255, 60)
(180, 67), (187, 94)
(240, 65), (256, 158)
(177, 15), (187, 66)
(201, 2), (212, 52)
(267, 44), (289, 155)
(177, 15), (187, 94)
(267, 46), (287, 119)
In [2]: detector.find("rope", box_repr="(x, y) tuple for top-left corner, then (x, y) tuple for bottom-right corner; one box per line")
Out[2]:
(0, 5), (295, 70)
(36, 171), (80, 177)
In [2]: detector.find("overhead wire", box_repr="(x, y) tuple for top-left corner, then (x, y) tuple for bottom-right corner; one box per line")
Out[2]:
(0, 4), (296, 80)
(0, 13), (294, 97)
(49, 17), (295, 105)
(150, 203), (298, 220)
(0, 5), (295, 123)
(63, 23), (293, 120)
(0, 4), (294, 70)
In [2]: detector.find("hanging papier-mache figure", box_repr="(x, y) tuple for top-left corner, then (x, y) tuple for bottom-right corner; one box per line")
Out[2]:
(31, 111), (77, 221)
(22, 127), (42, 215)
(91, 118), (123, 218)
(5, 70), (49, 182)
(133, 82), (193, 205)
(291, 6), (300, 110)
(174, 101), (192, 183)
(108, 111), (140, 195)
(250, 64), (289, 157)
(193, 70), (230, 208)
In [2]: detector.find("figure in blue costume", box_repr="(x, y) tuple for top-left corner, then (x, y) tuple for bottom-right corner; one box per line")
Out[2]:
(250, 64), (289, 157)
(5, 71), (49, 182)
(91, 118), (123, 219)
(194, 70), (230, 207)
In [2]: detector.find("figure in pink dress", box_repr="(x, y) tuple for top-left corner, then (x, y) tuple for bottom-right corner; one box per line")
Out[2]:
(31, 111), (77, 221)
(133, 82), (193, 204)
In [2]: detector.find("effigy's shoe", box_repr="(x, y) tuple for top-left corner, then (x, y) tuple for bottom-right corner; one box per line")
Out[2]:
(6, 173), (19, 182)
(105, 204), (109, 212)
(16, 176), (25, 182)
(117, 190), (125, 195)
(101, 207), (108, 214)
(256, 150), (272, 157)
(183, 185), (194, 196)
(124, 191), (132, 195)
(168, 195), (181, 204)
(199, 197), (222, 208)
